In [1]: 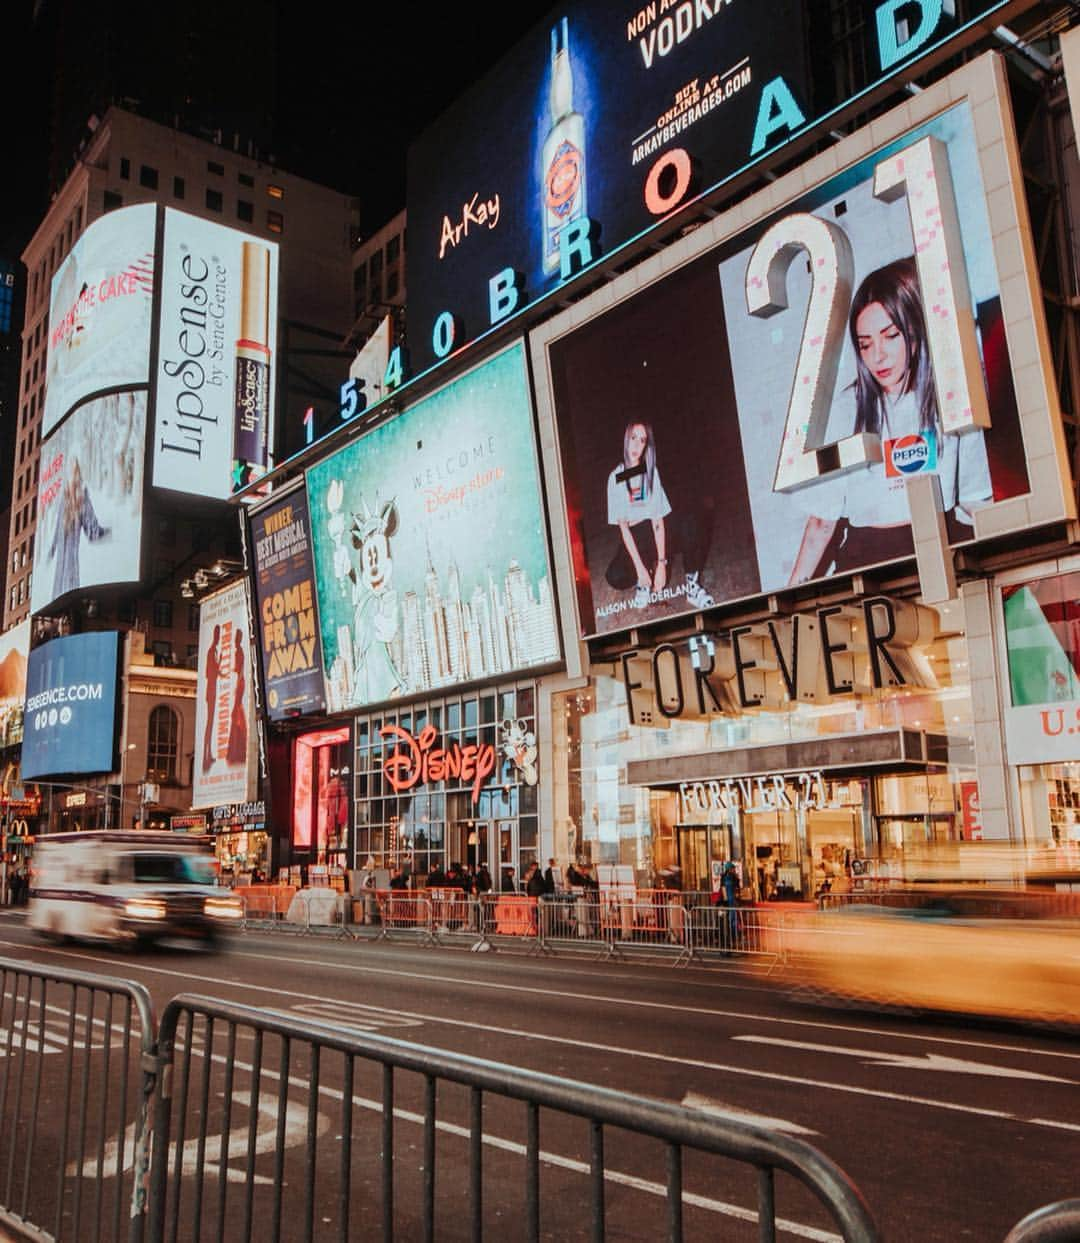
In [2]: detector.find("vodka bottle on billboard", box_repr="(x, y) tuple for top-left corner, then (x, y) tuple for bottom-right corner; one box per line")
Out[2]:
(541, 17), (587, 276)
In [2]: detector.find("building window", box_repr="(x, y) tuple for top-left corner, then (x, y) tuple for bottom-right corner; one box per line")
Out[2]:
(152, 599), (173, 628)
(103, 191), (122, 213)
(207, 160), (225, 176)
(147, 706), (179, 784)
(238, 172), (254, 187)
(237, 199), (253, 223)
(150, 639), (173, 665)
(386, 235), (400, 263)
(267, 210), (283, 234)
(206, 189), (223, 213)
(386, 270), (399, 299)
(139, 165), (159, 189)
(117, 598), (136, 623)
(119, 157), (130, 180)
(187, 603), (200, 632)
(173, 176), (185, 199)
(267, 184), (284, 200)
(370, 250), (383, 279)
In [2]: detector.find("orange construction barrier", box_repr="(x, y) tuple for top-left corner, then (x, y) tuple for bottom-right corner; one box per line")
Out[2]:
(493, 894), (537, 937)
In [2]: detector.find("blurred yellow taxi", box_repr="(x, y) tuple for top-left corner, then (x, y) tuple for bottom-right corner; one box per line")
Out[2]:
(785, 889), (1080, 1025)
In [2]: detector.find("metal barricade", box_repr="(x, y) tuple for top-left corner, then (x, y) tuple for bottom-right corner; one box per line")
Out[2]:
(0, 957), (157, 1243)
(144, 992), (881, 1243)
(374, 893), (437, 946)
(239, 890), (291, 931)
(1004, 1199), (1080, 1242)
(679, 905), (787, 971)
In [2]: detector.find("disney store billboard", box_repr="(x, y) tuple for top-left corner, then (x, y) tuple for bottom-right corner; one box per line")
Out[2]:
(305, 342), (561, 712)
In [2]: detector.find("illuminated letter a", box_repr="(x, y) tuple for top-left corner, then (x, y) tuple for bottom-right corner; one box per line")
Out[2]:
(750, 78), (806, 157)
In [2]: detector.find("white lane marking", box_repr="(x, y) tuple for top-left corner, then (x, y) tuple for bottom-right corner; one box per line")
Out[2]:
(3, 939), (1077, 1130)
(291, 1001), (423, 1031)
(732, 1036), (1075, 1084)
(9, 933), (1080, 1066)
(681, 1092), (820, 1136)
(1029, 1118), (1080, 1133)
(72, 1090), (327, 1183)
(221, 943), (1080, 1065)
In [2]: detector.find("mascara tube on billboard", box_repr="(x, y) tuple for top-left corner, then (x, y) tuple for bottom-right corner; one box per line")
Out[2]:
(233, 241), (271, 491)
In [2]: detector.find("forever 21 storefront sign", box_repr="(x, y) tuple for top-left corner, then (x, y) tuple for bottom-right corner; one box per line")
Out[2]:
(621, 596), (939, 723)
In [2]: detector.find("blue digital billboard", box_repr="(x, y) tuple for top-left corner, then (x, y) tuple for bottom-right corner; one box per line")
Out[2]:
(405, 0), (1033, 376)
(21, 632), (120, 778)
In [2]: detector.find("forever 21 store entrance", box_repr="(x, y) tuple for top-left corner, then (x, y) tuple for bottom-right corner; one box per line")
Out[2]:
(630, 733), (968, 899)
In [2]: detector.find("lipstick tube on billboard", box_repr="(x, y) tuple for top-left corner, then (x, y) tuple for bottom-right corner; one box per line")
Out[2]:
(233, 242), (271, 491)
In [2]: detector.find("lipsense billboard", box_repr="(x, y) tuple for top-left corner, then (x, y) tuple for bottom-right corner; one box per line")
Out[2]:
(40, 204), (279, 524)
(405, 0), (1036, 376)
(154, 209), (279, 500)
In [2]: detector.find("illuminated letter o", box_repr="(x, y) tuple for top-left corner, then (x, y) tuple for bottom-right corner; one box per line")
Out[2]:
(432, 311), (458, 359)
(644, 148), (692, 216)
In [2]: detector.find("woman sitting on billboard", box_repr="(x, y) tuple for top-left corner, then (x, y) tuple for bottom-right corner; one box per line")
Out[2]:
(605, 421), (713, 610)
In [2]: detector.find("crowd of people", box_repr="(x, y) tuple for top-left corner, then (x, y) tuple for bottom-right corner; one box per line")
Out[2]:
(372, 857), (603, 899)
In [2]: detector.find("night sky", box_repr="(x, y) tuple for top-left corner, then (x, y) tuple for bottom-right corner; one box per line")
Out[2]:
(0, 2), (557, 257)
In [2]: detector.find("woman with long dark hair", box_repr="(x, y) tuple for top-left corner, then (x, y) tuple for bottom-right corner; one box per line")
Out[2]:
(789, 258), (990, 584)
(605, 421), (713, 610)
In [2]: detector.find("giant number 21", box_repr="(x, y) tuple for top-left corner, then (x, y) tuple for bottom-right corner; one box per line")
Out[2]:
(744, 135), (991, 494)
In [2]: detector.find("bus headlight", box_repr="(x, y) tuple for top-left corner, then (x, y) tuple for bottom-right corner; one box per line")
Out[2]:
(125, 898), (166, 921)
(205, 896), (243, 920)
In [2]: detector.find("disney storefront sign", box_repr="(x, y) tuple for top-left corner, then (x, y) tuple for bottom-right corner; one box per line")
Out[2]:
(381, 724), (497, 804)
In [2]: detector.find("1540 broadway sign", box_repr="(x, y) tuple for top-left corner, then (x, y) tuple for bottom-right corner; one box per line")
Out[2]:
(621, 595), (939, 724)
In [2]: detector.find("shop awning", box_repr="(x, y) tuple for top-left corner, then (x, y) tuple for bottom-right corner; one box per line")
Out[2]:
(627, 728), (952, 788)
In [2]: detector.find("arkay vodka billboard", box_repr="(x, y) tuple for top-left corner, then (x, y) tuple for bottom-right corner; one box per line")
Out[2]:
(21, 631), (120, 779)
(154, 209), (279, 500)
(31, 391), (147, 615)
(250, 485), (326, 720)
(547, 90), (1032, 636)
(407, 0), (807, 373)
(307, 342), (559, 712)
(193, 581), (254, 808)
(43, 204), (155, 436)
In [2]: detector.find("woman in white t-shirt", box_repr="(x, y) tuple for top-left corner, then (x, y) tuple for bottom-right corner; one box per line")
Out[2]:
(789, 258), (991, 584)
(605, 421), (716, 610)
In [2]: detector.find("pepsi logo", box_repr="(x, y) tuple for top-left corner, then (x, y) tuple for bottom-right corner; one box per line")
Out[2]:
(888, 434), (931, 475)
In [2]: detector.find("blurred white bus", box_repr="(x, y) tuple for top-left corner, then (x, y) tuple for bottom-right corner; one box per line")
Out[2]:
(27, 831), (243, 948)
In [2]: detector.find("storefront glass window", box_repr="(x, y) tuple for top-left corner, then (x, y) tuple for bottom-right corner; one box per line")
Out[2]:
(353, 683), (537, 880)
